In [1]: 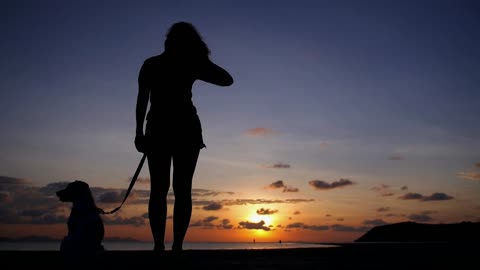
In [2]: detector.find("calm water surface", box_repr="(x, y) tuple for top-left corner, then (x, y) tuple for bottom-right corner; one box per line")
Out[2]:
(0, 241), (338, 251)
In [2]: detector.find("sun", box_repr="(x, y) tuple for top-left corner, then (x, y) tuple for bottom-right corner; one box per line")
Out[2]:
(247, 211), (275, 227)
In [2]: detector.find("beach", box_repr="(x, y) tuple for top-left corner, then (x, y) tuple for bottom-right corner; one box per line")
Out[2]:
(1, 243), (475, 270)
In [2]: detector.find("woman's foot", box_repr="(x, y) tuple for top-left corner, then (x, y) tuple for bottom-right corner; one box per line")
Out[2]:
(153, 243), (165, 254)
(171, 243), (183, 255)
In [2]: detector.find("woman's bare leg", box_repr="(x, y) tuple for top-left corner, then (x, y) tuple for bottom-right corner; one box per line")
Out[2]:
(147, 151), (172, 252)
(171, 147), (200, 252)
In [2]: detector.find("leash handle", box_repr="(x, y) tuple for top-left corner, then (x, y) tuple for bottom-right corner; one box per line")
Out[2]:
(101, 154), (147, 215)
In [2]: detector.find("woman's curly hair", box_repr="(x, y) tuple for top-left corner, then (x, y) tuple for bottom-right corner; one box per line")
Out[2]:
(164, 22), (210, 58)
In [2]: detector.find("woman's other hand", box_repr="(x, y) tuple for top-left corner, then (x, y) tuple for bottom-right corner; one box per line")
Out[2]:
(135, 133), (147, 153)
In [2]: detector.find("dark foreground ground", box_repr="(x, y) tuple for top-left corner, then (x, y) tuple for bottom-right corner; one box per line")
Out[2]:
(0, 243), (475, 270)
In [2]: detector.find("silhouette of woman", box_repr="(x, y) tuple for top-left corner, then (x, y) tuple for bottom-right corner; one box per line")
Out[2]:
(135, 22), (233, 253)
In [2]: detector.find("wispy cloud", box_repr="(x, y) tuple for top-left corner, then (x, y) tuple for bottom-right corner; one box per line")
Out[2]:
(190, 216), (219, 228)
(376, 207), (391, 212)
(285, 222), (329, 231)
(245, 127), (275, 137)
(285, 222), (369, 232)
(457, 172), (480, 181)
(218, 219), (234, 229)
(330, 224), (369, 232)
(398, 192), (454, 201)
(309, 179), (354, 190)
(363, 219), (387, 226)
(103, 215), (146, 227)
(192, 189), (235, 197)
(262, 162), (291, 169)
(370, 184), (395, 197)
(221, 198), (314, 206)
(407, 211), (436, 222)
(456, 162), (480, 181)
(202, 202), (223, 211)
(256, 208), (278, 215)
(388, 154), (404, 160)
(128, 176), (149, 185)
(265, 180), (299, 193)
(0, 176), (31, 185)
(238, 220), (271, 231)
(267, 180), (285, 189)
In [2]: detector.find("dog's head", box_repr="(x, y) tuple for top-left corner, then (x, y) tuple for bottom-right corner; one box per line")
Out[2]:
(56, 180), (94, 203)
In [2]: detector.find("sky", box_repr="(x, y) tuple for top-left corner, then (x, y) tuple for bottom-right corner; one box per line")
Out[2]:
(1, 0), (479, 244)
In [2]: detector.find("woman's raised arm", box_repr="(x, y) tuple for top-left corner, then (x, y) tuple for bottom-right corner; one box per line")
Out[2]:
(197, 59), (234, 87)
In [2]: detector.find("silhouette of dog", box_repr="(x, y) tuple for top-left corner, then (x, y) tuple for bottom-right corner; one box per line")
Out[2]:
(56, 180), (104, 256)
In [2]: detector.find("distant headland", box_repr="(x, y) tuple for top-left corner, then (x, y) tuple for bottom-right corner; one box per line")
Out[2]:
(356, 221), (480, 243)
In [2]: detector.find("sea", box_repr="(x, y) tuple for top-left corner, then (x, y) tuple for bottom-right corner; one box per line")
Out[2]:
(0, 241), (337, 251)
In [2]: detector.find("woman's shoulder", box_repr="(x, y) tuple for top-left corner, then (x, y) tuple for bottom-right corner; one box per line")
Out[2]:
(143, 53), (165, 65)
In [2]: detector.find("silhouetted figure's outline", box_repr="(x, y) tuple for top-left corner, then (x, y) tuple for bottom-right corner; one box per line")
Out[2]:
(135, 22), (233, 253)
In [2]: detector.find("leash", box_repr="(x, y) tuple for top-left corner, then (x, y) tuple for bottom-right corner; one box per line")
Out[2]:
(100, 153), (147, 215)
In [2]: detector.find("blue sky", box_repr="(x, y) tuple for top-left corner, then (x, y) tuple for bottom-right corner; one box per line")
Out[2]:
(0, 0), (479, 242)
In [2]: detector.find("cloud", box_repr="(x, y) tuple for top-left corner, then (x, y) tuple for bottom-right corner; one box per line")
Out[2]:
(370, 184), (395, 197)
(245, 127), (275, 137)
(476, 162), (480, 168)
(202, 202), (223, 211)
(285, 222), (368, 232)
(0, 176), (31, 186)
(457, 172), (480, 181)
(238, 220), (271, 231)
(285, 199), (314, 203)
(376, 207), (391, 212)
(309, 179), (354, 190)
(19, 209), (45, 217)
(98, 191), (125, 203)
(407, 214), (433, 222)
(401, 186), (408, 190)
(283, 187), (299, 192)
(330, 224), (369, 232)
(103, 216), (146, 227)
(398, 192), (424, 200)
(363, 219), (387, 226)
(266, 180), (299, 193)
(31, 214), (68, 224)
(388, 154), (404, 160)
(256, 208), (278, 215)
(398, 192), (454, 201)
(293, 210), (301, 215)
(129, 176), (149, 185)
(285, 222), (329, 231)
(192, 189), (234, 197)
(263, 163), (291, 169)
(421, 192), (454, 201)
(203, 216), (219, 223)
(38, 182), (69, 194)
(267, 180), (285, 189)
(219, 219), (233, 229)
(191, 216), (228, 229)
(0, 192), (11, 203)
(221, 198), (314, 206)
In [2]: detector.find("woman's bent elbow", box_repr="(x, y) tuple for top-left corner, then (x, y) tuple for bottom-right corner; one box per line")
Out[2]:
(221, 76), (234, 87)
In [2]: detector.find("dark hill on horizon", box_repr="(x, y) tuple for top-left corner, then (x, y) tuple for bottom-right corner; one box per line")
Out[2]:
(356, 221), (480, 242)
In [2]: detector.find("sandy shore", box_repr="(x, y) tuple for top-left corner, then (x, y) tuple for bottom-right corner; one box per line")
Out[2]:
(1, 243), (475, 270)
